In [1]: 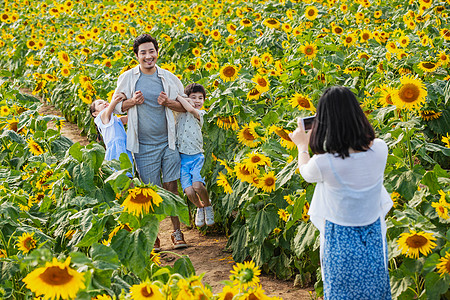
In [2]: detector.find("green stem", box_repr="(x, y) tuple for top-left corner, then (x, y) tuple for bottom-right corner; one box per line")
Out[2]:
(406, 128), (413, 169)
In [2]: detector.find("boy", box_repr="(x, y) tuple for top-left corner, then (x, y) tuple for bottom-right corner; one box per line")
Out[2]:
(176, 83), (214, 227)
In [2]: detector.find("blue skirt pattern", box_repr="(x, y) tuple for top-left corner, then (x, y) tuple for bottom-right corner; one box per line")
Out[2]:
(322, 218), (391, 300)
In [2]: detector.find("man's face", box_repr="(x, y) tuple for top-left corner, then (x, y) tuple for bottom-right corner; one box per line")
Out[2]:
(188, 92), (204, 109)
(136, 42), (158, 74)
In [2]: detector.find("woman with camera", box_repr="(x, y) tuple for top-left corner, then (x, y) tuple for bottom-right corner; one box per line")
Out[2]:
(289, 86), (392, 299)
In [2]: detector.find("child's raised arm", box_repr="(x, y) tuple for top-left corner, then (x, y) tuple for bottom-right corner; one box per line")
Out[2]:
(100, 93), (126, 125)
(176, 95), (200, 120)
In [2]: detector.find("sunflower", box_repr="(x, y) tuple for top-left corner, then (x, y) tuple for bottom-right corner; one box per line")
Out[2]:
(225, 35), (236, 46)
(437, 51), (449, 66)
(217, 172), (233, 194)
(342, 33), (357, 47)
(16, 232), (37, 253)
(278, 208), (289, 222)
(398, 36), (410, 47)
(431, 201), (449, 219)
(304, 6), (318, 20)
(358, 52), (370, 60)
(299, 42), (317, 59)
(240, 18), (252, 27)
(251, 74), (270, 93)
(247, 88), (261, 101)
(57, 51), (70, 65)
(332, 25), (344, 35)
(230, 261), (261, 289)
(442, 134), (450, 148)
(191, 47), (201, 57)
(23, 257), (85, 299)
(217, 285), (239, 300)
(258, 171), (276, 193)
(237, 122), (261, 148)
(129, 281), (164, 300)
(235, 163), (259, 183)
(289, 93), (315, 111)
(378, 85), (396, 107)
(216, 116), (239, 130)
(250, 56), (262, 68)
(219, 64), (239, 82)
(211, 29), (221, 41)
(282, 23), (292, 33)
(226, 23), (237, 34)
(262, 18), (280, 29)
(392, 75), (427, 111)
(418, 61), (439, 73)
(437, 252), (450, 276)
(440, 28), (450, 40)
(420, 110), (442, 121)
(302, 203), (310, 222)
(261, 52), (273, 65)
(243, 152), (271, 168)
(27, 138), (45, 156)
(7, 117), (19, 132)
(397, 230), (437, 259)
(121, 186), (163, 217)
(93, 295), (112, 300)
(0, 105), (9, 116)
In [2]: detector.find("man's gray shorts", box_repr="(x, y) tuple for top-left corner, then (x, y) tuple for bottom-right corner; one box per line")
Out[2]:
(134, 143), (181, 186)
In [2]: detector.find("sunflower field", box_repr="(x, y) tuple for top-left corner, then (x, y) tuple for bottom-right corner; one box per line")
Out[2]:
(1, 0), (450, 299)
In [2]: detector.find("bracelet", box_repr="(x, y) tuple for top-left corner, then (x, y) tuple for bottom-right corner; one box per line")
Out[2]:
(299, 150), (309, 154)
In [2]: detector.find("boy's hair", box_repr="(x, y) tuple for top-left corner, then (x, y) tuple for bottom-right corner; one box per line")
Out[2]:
(133, 34), (159, 55)
(309, 86), (375, 159)
(184, 83), (206, 99)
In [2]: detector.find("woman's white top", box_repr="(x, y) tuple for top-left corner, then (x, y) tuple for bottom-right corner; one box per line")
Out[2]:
(300, 138), (393, 233)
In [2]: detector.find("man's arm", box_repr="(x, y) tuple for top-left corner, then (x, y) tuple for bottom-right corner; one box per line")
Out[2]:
(157, 92), (186, 112)
(121, 90), (145, 112)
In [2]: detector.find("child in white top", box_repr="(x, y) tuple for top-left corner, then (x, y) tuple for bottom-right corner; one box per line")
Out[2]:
(89, 93), (133, 171)
(176, 83), (214, 227)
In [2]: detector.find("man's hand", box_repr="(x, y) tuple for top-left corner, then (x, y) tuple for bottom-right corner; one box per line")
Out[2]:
(157, 91), (169, 106)
(112, 92), (126, 105)
(131, 90), (145, 105)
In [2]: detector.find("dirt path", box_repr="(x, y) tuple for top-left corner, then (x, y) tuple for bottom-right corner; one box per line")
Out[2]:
(37, 101), (313, 299)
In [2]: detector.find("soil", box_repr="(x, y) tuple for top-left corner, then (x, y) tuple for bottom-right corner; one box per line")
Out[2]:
(37, 101), (315, 300)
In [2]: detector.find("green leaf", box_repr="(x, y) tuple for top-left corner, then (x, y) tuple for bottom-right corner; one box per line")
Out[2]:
(261, 111), (279, 126)
(90, 243), (120, 270)
(292, 221), (318, 257)
(276, 158), (298, 189)
(73, 162), (95, 191)
(68, 142), (83, 162)
(421, 171), (441, 194)
(173, 255), (196, 278)
(424, 272), (450, 300)
(251, 205), (278, 243)
(389, 166), (424, 200)
(76, 216), (108, 247)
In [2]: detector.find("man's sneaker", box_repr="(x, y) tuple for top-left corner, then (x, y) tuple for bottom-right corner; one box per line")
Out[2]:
(153, 236), (161, 252)
(195, 207), (205, 227)
(171, 229), (188, 249)
(204, 206), (215, 226)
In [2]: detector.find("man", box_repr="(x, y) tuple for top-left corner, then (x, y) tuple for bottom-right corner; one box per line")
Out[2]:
(112, 34), (187, 250)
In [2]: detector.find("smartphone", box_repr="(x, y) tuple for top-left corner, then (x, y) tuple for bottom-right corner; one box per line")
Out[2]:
(301, 115), (316, 131)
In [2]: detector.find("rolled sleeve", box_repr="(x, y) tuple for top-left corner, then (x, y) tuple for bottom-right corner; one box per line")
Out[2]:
(299, 156), (323, 183)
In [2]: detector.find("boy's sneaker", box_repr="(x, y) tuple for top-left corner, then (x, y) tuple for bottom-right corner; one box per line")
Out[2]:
(153, 236), (161, 253)
(204, 206), (215, 226)
(171, 229), (188, 249)
(195, 207), (205, 227)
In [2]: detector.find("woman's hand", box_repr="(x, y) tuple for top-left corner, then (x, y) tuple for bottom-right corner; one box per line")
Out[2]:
(289, 117), (311, 150)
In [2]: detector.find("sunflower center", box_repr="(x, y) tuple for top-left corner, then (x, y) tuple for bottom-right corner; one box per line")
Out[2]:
(251, 156), (261, 163)
(24, 237), (36, 249)
(243, 128), (255, 141)
(307, 10), (315, 16)
(335, 28), (343, 34)
(265, 177), (275, 186)
(297, 98), (311, 108)
(248, 294), (258, 300)
(445, 260), (450, 273)
(39, 266), (73, 285)
(399, 84), (419, 102)
(224, 292), (234, 300)
(257, 78), (267, 87)
(345, 37), (352, 43)
(305, 47), (313, 55)
(267, 19), (277, 25)
(130, 193), (152, 204)
(386, 95), (393, 104)
(406, 235), (427, 248)
(422, 62), (436, 69)
(438, 206), (445, 213)
(249, 89), (260, 96)
(243, 20), (250, 25)
(240, 167), (251, 176)
(223, 66), (236, 78)
(141, 286), (154, 297)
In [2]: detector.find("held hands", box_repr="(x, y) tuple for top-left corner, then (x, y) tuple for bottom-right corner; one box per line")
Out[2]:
(131, 90), (144, 105)
(288, 117), (312, 149)
(112, 92), (126, 104)
(157, 91), (169, 106)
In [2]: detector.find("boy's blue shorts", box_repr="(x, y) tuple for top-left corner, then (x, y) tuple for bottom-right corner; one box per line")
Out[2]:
(180, 153), (206, 191)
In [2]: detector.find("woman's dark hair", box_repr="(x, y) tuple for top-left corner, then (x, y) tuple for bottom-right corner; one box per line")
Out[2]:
(309, 86), (375, 159)
(89, 101), (97, 117)
(184, 83), (206, 99)
(133, 34), (158, 55)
